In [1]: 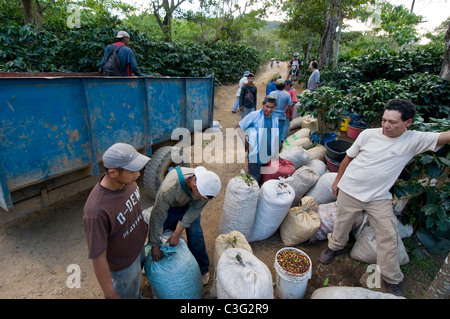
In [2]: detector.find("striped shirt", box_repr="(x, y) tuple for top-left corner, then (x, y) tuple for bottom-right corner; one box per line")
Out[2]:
(148, 167), (208, 246)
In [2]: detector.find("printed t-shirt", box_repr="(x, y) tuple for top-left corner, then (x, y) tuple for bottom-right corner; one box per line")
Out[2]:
(83, 178), (148, 271)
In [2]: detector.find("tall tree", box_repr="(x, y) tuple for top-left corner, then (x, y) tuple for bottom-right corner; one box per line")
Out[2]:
(151, 0), (190, 42)
(184, 0), (262, 44)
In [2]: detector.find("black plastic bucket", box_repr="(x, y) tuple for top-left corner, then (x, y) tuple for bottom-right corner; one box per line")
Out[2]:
(325, 140), (353, 163)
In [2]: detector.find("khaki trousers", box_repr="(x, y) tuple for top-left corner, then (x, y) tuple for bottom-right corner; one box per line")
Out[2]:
(328, 190), (404, 284)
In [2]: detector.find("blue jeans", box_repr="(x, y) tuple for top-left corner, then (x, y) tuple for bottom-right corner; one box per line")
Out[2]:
(282, 118), (290, 141)
(164, 205), (209, 275)
(110, 246), (145, 299)
(278, 119), (286, 145)
(232, 97), (240, 112)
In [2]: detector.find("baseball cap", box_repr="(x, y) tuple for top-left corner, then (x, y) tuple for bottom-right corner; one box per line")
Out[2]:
(116, 31), (130, 38)
(276, 78), (285, 86)
(102, 143), (150, 171)
(194, 166), (221, 198)
(247, 73), (255, 78)
(244, 71), (250, 77)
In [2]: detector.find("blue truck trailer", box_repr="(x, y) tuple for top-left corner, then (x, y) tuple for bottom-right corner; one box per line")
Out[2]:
(0, 72), (215, 223)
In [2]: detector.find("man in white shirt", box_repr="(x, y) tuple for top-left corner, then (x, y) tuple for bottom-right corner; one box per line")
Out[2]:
(319, 99), (450, 296)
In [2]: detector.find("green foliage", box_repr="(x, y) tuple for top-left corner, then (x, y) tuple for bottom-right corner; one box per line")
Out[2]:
(297, 86), (347, 136)
(345, 79), (411, 126)
(297, 44), (449, 236)
(315, 47), (449, 127)
(321, 48), (444, 90)
(399, 74), (450, 121)
(375, 1), (423, 46)
(0, 0), (262, 83)
(0, 23), (261, 84)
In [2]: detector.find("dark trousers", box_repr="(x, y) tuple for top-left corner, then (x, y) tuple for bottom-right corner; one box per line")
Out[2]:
(163, 205), (209, 275)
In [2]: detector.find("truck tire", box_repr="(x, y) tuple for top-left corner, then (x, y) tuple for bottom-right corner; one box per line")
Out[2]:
(143, 146), (190, 199)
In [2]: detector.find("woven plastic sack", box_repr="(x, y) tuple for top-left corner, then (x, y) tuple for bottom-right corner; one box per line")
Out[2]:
(281, 137), (313, 152)
(306, 144), (326, 162)
(144, 232), (202, 299)
(280, 196), (321, 246)
(309, 202), (364, 242)
(259, 158), (296, 186)
(279, 145), (310, 169)
(301, 114), (318, 132)
(286, 128), (310, 142)
(216, 248), (273, 299)
(350, 223), (410, 266)
(284, 166), (320, 206)
(305, 172), (337, 204)
(219, 172), (259, 238)
(213, 230), (253, 268)
(290, 116), (303, 129)
(311, 286), (404, 299)
(305, 158), (327, 176)
(249, 179), (295, 242)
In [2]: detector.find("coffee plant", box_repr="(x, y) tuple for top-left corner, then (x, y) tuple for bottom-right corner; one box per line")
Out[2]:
(0, 23), (261, 85)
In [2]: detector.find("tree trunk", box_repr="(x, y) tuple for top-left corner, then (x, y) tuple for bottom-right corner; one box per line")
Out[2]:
(152, 0), (186, 42)
(319, 0), (340, 70)
(319, 12), (339, 69)
(423, 253), (450, 299)
(439, 23), (450, 81)
(21, 0), (43, 27)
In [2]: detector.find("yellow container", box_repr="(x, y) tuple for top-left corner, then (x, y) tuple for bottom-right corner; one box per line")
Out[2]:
(340, 116), (350, 131)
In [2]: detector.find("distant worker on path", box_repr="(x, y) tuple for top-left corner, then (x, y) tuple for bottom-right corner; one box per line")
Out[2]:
(307, 61), (320, 91)
(99, 30), (143, 76)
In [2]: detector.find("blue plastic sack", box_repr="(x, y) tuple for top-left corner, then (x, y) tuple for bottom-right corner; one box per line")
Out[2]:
(144, 235), (203, 299)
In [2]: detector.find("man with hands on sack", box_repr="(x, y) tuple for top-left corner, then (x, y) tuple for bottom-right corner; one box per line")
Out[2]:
(148, 165), (221, 285)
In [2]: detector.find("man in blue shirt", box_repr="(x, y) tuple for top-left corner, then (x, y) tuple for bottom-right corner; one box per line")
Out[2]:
(99, 31), (143, 76)
(269, 78), (293, 144)
(237, 95), (279, 184)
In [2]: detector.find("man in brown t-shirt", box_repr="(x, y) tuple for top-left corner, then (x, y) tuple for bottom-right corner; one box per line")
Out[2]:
(83, 143), (150, 299)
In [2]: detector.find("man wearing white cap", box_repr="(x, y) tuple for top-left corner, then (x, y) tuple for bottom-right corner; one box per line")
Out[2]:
(99, 30), (143, 76)
(83, 143), (150, 299)
(148, 166), (221, 285)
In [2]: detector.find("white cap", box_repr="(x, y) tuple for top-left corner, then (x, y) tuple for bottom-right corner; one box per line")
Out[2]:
(102, 143), (150, 171)
(116, 31), (130, 38)
(194, 166), (221, 198)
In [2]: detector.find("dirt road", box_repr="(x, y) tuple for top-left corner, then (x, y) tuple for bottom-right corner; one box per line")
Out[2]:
(0, 60), (436, 299)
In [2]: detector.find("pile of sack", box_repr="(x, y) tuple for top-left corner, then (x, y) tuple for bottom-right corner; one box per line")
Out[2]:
(219, 126), (341, 245)
(218, 121), (413, 288)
